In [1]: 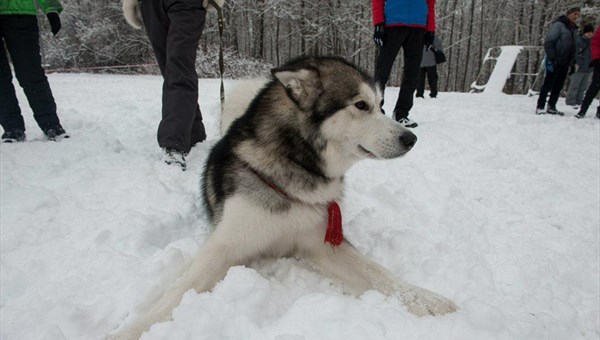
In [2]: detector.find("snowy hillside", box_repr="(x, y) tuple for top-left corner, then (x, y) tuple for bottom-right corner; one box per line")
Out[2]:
(1, 74), (599, 340)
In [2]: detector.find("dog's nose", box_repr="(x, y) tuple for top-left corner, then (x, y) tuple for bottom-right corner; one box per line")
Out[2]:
(399, 132), (417, 149)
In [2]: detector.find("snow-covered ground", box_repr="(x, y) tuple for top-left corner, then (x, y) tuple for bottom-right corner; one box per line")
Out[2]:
(1, 74), (599, 340)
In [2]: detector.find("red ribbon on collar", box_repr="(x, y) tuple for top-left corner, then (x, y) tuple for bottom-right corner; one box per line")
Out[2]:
(325, 201), (343, 246)
(249, 167), (343, 247)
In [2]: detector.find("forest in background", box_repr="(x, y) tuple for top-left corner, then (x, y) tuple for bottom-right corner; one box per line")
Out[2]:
(37, 0), (599, 94)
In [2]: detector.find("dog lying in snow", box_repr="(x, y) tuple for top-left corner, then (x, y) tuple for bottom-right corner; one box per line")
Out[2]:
(111, 56), (457, 340)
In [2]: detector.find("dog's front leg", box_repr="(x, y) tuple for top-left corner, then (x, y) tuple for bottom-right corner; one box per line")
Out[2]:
(306, 240), (457, 316)
(110, 228), (250, 340)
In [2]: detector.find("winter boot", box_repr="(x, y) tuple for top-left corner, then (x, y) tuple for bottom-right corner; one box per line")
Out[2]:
(163, 148), (187, 171)
(576, 105), (590, 119)
(535, 107), (545, 115)
(546, 106), (564, 116)
(1, 128), (26, 143)
(44, 125), (69, 141)
(397, 117), (419, 128)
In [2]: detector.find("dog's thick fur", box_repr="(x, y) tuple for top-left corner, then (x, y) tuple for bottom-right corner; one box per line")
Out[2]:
(122, 0), (225, 29)
(111, 57), (456, 339)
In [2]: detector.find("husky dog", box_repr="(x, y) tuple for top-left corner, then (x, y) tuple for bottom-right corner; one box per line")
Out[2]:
(111, 56), (456, 339)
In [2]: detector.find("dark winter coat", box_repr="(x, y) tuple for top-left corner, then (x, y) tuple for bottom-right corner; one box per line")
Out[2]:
(544, 15), (577, 67)
(575, 34), (592, 73)
(371, 0), (435, 32)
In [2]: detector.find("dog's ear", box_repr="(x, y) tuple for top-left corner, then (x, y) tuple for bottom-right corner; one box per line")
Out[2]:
(271, 67), (322, 110)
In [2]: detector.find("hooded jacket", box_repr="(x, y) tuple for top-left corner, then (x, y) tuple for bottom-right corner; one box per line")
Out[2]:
(544, 15), (577, 66)
(372, 0), (435, 32)
(0, 0), (62, 15)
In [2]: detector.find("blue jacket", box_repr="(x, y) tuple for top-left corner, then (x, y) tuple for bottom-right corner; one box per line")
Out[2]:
(372, 0), (436, 32)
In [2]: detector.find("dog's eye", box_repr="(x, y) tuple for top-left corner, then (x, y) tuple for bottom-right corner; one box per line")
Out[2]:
(354, 101), (368, 111)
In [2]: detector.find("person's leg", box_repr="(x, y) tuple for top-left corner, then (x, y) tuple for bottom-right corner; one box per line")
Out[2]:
(577, 65), (600, 117)
(0, 18), (25, 133)
(190, 104), (206, 146)
(141, 0), (169, 75)
(416, 67), (426, 97)
(392, 28), (425, 119)
(156, 0), (206, 153)
(565, 72), (582, 105)
(428, 65), (438, 97)
(2, 15), (60, 132)
(537, 65), (557, 110)
(547, 65), (569, 109)
(374, 27), (404, 96)
(575, 72), (592, 105)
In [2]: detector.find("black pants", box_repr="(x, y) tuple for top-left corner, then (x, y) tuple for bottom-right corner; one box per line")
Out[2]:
(374, 26), (425, 120)
(579, 63), (600, 116)
(0, 15), (60, 132)
(141, 0), (207, 153)
(536, 64), (569, 110)
(416, 66), (438, 97)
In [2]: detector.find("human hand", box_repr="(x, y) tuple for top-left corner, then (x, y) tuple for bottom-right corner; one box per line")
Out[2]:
(373, 24), (385, 47)
(46, 12), (61, 36)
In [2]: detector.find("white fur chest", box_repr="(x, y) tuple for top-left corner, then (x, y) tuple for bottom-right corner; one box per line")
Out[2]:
(218, 194), (331, 258)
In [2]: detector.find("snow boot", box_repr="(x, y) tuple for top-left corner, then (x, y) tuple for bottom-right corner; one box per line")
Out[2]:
(1, 128), (26, 143)
(44, 125), (69, 141)
(397, 117), (419, 128)
(546, 107), (564, 116)
(163, 148), (187, 171)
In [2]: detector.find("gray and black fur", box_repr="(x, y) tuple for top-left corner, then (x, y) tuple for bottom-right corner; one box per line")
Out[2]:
(203, 56), (378, 224)
(111, 56), (455, 340)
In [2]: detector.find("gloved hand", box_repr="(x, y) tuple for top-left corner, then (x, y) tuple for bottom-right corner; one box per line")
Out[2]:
(546, 59), (554, 72)
(424, 31), (435, 50)
(373, 24), (385, 47)
(46, 12), (61, 36)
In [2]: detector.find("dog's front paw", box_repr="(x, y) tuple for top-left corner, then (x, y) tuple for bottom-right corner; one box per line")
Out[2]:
(399, 286), (458, 316)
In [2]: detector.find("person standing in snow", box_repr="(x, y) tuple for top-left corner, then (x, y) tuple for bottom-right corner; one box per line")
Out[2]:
(575, 24), (600, 119)
(566, 24), (594, 109)
(372, 0), (436, 128)
(535, 7), (580, 116)
(416, 35), (444, 99)
(122, 0), (223, 171)
(0, 0), (67, 142)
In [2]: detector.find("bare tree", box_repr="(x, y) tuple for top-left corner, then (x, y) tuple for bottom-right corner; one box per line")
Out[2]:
(39, 0), (599, 93)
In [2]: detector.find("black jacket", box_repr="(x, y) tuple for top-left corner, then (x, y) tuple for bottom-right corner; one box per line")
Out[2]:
(544, 15), (577, 66)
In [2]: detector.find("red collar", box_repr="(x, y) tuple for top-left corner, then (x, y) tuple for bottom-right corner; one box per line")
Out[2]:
(249, 167), (343, 247)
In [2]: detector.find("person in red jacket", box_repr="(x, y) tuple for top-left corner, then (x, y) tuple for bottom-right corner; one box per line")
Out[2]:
(576, 24), (600, 118)
(372, 0), (436, 128)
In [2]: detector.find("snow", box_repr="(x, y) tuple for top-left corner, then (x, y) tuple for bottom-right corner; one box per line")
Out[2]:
(1, 73), (599, 340)
(471, 45), (523, 93)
